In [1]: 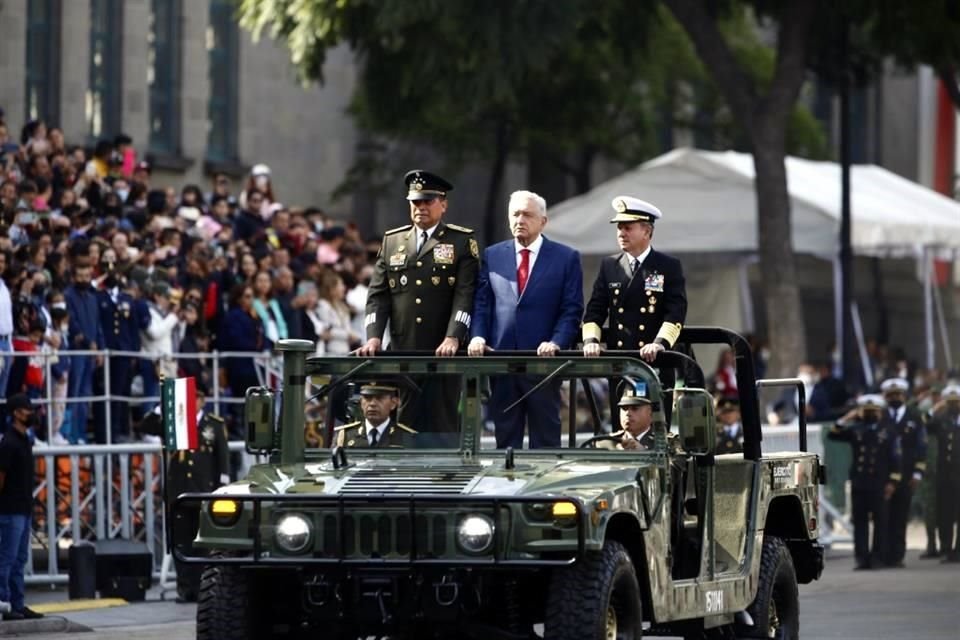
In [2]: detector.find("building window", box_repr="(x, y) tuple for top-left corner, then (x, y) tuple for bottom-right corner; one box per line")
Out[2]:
(87, 0), (123, 140)
(149, 0), (182, 154)
(207, 0), (239, 162)
(25, 0), (62, 124)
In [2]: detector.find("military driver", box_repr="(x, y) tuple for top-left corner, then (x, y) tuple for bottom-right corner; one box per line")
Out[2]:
(335, 383), (417, 448)
(604, 386), (656, 451)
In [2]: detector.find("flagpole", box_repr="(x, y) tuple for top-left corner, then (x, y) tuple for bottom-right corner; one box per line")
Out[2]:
(159, 372), (172, 567)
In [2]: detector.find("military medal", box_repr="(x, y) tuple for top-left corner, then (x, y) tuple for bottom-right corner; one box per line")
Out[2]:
(448, 276), (456, 286)
(433, 244), (455, 264)
(389, 278), (396, 288)
(644, 273), (664, 292)
(400, 274), (408, 286)
(389, 253), (406, 267)
(469, 238), (479, 258)
(431, 276), (441, 286)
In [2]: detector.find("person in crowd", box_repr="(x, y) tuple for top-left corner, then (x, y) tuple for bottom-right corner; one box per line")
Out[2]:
(234, 189), (267, 244)
(334, 383), (417, 448)
(65, 258), (102, 444)
(880, 377), (927, 568)
(176, 301), (209, 387)
(251, 270), (287, 344)
(140, 282), (181, 411)
(218, 284), (267, 436)
(0, 394), (44, 620)
(712, 348), (738, 401)
(828, 394), (901, 570)
(46, 296), (70, 445)
(0, 250), (13, 400)
(96, 256), (146, 443)
(715, 398), (744, 454)
(272, 266), (305, 340)
(239, 164), (276, 213)
(309, 270), (359, 355)
(808, 360), (849, 422)
(468, 190), (583, 449)
(358, 170), (478, 439)
(926, 384), (960, 563)
(582, 196), (687, 365)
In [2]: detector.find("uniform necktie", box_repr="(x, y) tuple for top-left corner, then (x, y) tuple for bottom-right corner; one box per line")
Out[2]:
(631, 258), (641, 275)
(418, 230), (428, 253)
(517, 248), (531, 294)
(369, 428), (379, 447)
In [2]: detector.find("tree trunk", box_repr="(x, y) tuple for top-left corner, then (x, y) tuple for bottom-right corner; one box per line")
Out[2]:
(483, 119), (510, 246)
(752, 132), (807, 377)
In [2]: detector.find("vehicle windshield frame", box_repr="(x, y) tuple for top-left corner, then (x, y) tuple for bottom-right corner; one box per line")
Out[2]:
(302, 352), (670, 457)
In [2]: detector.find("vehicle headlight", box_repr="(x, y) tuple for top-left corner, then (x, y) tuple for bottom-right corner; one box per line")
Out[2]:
(457, 514), (494, 554)
(275, 514), (312, 553)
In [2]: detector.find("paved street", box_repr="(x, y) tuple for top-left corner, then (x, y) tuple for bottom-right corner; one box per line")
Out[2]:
(10, 543), (960, 639)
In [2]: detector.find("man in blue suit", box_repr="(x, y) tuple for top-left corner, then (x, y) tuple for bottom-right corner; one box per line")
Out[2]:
(468, 190), (583, 448)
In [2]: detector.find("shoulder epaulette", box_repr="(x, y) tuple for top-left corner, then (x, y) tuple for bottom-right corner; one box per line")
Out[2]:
(395, 422), (418, 434)
(334, 421), (361, 431)
(384, 225), (412, 236)
(445, 223), (473, 234)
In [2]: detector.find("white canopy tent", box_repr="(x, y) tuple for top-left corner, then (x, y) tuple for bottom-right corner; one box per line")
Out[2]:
(547, 148), (960, 369)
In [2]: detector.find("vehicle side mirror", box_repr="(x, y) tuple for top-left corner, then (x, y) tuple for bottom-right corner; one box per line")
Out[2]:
(245, 387), (276, 451)
(676, 388), (716, 455)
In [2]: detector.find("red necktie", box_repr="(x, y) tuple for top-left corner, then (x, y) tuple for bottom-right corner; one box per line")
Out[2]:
(517, 248), (531, 294)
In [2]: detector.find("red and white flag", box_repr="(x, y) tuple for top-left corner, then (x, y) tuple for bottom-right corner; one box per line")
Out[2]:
(162, 377), (198, 451)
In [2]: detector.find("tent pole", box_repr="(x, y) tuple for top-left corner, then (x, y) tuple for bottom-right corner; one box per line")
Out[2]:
(851, 301), (873, 389)
(738, 258), (756, 333)
(932, 255), (953, 370)
(922, 247), (935, 369)
(832, 256), (844, 378)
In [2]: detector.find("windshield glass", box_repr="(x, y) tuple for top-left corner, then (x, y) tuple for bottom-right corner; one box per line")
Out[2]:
(303, 355), (688, 454)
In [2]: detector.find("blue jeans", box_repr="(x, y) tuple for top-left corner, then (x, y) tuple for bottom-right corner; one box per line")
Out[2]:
(0, 514), (31, 611)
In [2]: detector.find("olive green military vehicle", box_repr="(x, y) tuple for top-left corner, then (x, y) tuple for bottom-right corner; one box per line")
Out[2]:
(174, 327), (823, 640)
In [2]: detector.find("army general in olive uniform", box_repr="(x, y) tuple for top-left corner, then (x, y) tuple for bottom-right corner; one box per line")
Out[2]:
(582, 196), (687, 364)
(359, 171), (479, 438)
(926, 384), (960, 562)
(334, 383), (417, 448)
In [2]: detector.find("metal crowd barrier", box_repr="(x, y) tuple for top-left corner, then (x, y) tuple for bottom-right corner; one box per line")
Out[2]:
(0, 348), (282, 444)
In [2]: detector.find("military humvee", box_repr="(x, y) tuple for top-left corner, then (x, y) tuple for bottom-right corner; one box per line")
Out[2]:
(175, 327), (823, 640)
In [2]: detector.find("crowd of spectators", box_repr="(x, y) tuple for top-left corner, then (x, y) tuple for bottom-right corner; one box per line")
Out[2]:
(0, 113), (376, 445)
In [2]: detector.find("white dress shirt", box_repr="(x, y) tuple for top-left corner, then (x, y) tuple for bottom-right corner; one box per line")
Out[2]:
(366, 418), (390, 445)
(416, 223), (440, 253)
(628, 245), (652, 272)
(0, 279), (12, 338)
(514, 233), (544, 274)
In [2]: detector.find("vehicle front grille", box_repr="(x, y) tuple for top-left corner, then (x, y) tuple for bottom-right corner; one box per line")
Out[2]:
(320, 512), (451, 558)
(338, 467), (479, 495)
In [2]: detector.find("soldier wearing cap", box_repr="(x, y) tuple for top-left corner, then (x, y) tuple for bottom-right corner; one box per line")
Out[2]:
(96, 264), (150, 443)
(716, 398), (744, 454)
(582, 196), (687, 365)
(879, 377), (928, 567)
(926, 384), (960, 562)
(140, 385), (229, 601)
(828, 394), (902, 570)
(334, 383), (417, 448)
(358, 171), (479, 437)
(615, 386), (656, 450)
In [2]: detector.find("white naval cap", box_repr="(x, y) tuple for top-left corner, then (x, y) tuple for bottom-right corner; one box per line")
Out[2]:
(856, 393), (887, 409)
(880, 378), (909, 393)
(941, 384), (960, 399)
(610, 196), (662, 224)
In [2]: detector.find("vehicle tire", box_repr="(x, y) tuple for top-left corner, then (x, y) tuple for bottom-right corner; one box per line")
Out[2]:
(740, 536), (799, 640)
(543, 539), (643, 640)
(197, 561), (292, 640)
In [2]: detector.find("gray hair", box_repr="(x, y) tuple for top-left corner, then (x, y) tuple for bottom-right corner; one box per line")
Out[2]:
(508, 190), (547, 218)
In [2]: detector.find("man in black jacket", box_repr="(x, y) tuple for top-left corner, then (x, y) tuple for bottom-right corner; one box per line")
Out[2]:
(582, 196), (687, 364)
(880, 377), (928, 567)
